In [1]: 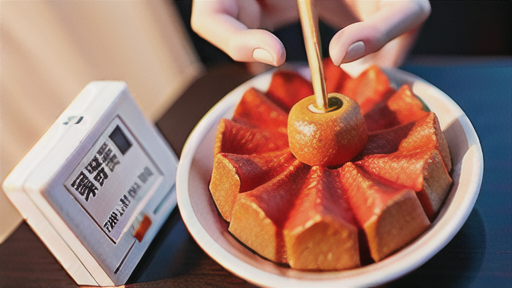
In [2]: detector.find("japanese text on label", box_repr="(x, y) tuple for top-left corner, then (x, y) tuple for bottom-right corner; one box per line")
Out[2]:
(70, 142), (120, 201)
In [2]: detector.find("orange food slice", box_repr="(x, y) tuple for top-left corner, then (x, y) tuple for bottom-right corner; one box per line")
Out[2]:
(364, 85), (429, 132)
(358, 121), (416, 158)
(214, 118), (288, 156)
(338, 163), (430, 261)
(229, 160), (310, 263)
(399, 113), (452, 171)
(343, 65), (395, 114)
(284, 166), (360, 270)
(210, 149), (296, 221)
(363, 100), (400, 133)
(387, 85), (429, 124)
(323, 57), (353, 95)
(232, 87), (288, 133)
(266, 70), (314, 112)
(359, 112), (451, 171)
(356, 149), (452, 220)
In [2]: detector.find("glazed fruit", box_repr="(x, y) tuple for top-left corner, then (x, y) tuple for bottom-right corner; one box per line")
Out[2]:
(209, 61), (452, 270)
(288, 93), (368, 167)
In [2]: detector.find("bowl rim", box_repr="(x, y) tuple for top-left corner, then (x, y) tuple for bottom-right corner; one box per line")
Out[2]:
(176, 65), (484, 287)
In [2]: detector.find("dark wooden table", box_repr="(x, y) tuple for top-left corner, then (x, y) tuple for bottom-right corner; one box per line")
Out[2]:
(1, 57), (510, 287)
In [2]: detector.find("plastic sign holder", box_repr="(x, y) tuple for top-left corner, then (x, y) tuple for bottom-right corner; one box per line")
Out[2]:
(2, 81), (178, 286)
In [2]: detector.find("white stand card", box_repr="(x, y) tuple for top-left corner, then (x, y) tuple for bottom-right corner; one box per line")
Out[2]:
(2, 81), (178, 286)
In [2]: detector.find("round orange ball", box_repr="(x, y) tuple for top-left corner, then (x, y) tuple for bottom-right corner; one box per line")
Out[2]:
(288, 93), (368, 167)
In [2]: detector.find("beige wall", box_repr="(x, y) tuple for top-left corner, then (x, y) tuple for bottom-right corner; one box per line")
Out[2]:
(0, 0), (203, 243)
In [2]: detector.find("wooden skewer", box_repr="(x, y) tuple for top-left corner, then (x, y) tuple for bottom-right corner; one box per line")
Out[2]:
(297, 0), (328, 112)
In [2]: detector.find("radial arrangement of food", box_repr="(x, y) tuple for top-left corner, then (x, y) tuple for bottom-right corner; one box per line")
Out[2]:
(210, 59), (453, 270)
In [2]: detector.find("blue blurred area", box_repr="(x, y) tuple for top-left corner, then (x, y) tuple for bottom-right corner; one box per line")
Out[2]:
(400, 58), (512, 288)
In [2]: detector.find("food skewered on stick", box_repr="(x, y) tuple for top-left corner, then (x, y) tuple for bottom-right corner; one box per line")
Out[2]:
(289, 0), (367, 167)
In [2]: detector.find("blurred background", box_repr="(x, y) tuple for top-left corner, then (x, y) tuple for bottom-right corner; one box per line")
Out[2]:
(174, 0), (511, 67)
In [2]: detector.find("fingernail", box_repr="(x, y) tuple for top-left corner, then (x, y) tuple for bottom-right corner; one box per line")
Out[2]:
(252, 48), (275, 66)
(342, 41), (365, 64)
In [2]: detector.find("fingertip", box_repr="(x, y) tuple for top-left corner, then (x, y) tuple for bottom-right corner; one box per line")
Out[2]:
(329, 51), (343, 67)
(252, 48), (276, 66)
(228, 29), (286, 66)
(251, 47), (285, 67)
(342, 41), (366, 64)
(330, 39), (367, 66)
(251, 32), (286, 66)
(328, 33), (345, 66)
(273, 45), (286, 66)
(330, 23), (372, 65)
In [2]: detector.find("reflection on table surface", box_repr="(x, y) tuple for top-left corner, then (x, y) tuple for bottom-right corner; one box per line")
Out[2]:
(0, 57), (510, 288)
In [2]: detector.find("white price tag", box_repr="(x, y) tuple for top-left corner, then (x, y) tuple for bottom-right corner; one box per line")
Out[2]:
(64, 118), (163, 242)
(3, 81), (178, 286)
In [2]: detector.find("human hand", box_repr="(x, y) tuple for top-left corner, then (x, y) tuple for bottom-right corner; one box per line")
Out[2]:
(191, 0), (430, 68)
(320, 0), (431, 68)
(191, 0), (299, 67)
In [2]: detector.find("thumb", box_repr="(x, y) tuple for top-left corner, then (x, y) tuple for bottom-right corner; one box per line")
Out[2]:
(227, 29), (286, 67)
(329, 22), (385, 66)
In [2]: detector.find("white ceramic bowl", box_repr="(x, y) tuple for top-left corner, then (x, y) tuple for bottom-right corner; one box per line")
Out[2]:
(176, 65), (483, 287)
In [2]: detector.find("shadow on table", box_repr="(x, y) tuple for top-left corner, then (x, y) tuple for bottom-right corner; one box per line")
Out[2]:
(127, 209), (192, 283)
(127, 208), (256, 287)
(383, 207), (486, 288)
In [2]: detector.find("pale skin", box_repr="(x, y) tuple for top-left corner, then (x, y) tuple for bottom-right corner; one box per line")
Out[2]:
(191, 0), (431, 69)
